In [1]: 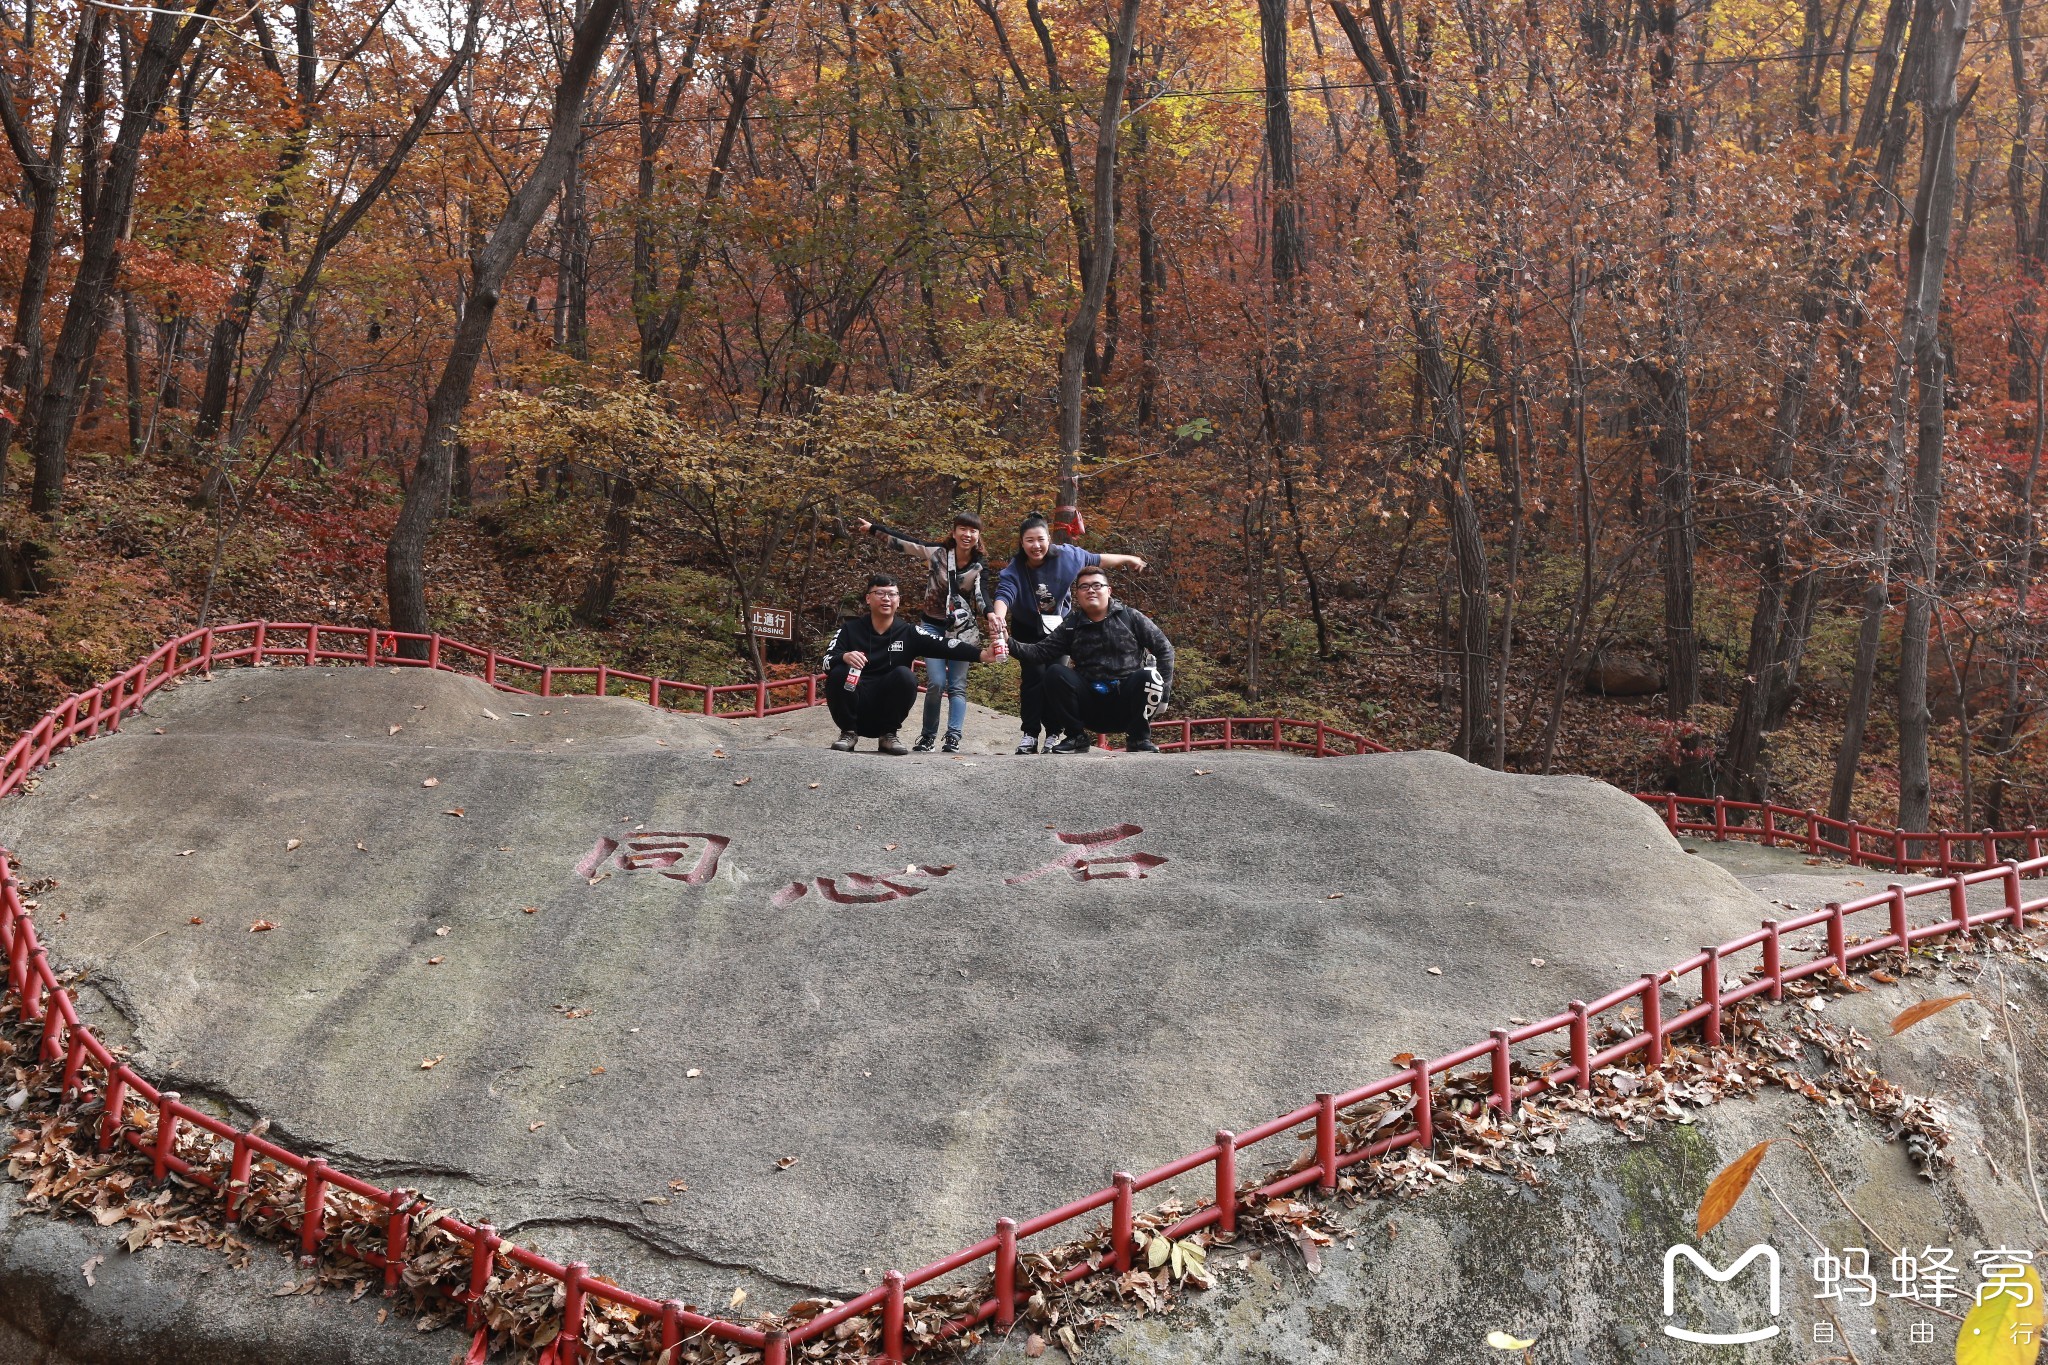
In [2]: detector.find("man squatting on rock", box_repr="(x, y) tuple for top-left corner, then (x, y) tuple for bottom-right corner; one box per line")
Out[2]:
(822, 574), (998, 755)
(987, 513), (1149, 754)
(1008, 566), (1174, 754)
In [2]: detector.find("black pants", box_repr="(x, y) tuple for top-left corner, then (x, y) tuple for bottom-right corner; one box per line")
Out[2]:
(1017, 658), (1048, 740)
(1043, 665), (1150, 743)
(825, 664), (919, 737)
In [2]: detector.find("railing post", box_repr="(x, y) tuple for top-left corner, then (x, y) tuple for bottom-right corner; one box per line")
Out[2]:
(1949, 875), (1970, 939)
(1490, 1029), (1514, 1112)
(252, 620), (268, 665)
(1641, 974), (1665, 1066)
(661, 1301), (685, 1363)
(2031, 825), (2042, 861)
(383, 1192), (414, 1296)
(1713, 795), (1728, 841)
(1569, 1002), (1591, 1088)
(99, 1068), (129, 1151)
(1315, 1092), (1338, 1192)
(1826, 902), (1848, 974)
(1700, 950), (1723, 1047)
(225, 1135), (254, 1223)
(1761, 805), (1776, 847)
(1888, 884), (1910, 958)
(1214, 1130), (1238, 1234)
(1983, 828), (1999, 869)
(558, 1261), (588, 1365)
(152, 1092), (181, 1181)
(1761, 920), (1783, 1002)
(22, 946), (45, 1021)
(882, 1271), (906, 1363)
(541, 667), (553, 697)
(1894, 827), (1908, 873)
(2005, 861), (2027, 931)
(994, 1218), (1018, 1328)
(306, 623), (320, 665)
(762, 1329), (788, 1365)
(61, 1027), (86, 1096)
(1409, 1058), (1433, 1151)
(300, 1158), (329, 1262)
(427, 635), (442, 671)
(1936, 829), (1952, 872)
(1806, 809), (1821, 855)
(1665, 792), (1679, 832)
(1112, 1172), (1135, 1271)
(597, 666), (609, 697)
(465, 1224), (500, 1329)
(1848, 824), (1861, 862)
(484, 651), (496, 688)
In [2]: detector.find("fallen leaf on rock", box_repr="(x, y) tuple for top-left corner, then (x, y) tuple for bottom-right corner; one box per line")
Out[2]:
(1530, 958), (1546, 967)
(443, 808), (464, 818)
(481, 709), (499, 720)
(884, 843), (898, 851)
(153, 728), (164, 735)
(427, 957), (444, 966)
(81, 1255), (102, 1287)
(522, 906), (539, 915)
(1025, 1334), (1046, 1358)
(590, 1066), (605, 1074)
(729, 1288), (747, 1309)
(1427, 966), (1443, 975)
(422, 778), (439, 788)
(685, 1069), (702, 1078)
(249, 919), (277, 933)
(355, 842), (368, 852)
(643, 1196), (670, 1206)
(528, 1121), (545, 1132)
(807, 782), (820, 790)
(561, 1008), (590, 1019)
(668, 1179), (688, 1191)
(388, 725), (403, 736)
(285, 838), (301, 851)
(1486, 1331), (1537, 1350)
(733, 777), (750, 787)
(775, 1156), (799, 1170)
(188, 916), (204, 925)
(376, 1309), (387, 1326)
(1193, 769), (1211, 776)
(1326, 893), (1344, 900)
(435, 926), (450, 937)
(1891, 994), (1971, 1034)
(176, 850), (195, 857)
(1697, 1140), (1771, 1236)
(420, 1056), (442, 1069)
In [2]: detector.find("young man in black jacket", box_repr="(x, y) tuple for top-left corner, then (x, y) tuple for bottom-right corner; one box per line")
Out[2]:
(823, 574), (996, 754)
(1008, 567), (1174, 753)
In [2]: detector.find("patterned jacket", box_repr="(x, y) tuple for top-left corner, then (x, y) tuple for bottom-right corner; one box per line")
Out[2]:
(866, 520), (992, 645)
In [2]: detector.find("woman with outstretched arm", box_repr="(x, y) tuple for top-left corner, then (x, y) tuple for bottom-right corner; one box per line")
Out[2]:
(853, 512), (992, 753)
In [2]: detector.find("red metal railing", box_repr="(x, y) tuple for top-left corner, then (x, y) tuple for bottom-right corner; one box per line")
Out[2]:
(1639, 791), (2046, 875)
(3, 622), (2043, 1363)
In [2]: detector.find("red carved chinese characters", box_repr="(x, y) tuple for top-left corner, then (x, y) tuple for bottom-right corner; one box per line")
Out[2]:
(1003, 824), (1167, 885)
(772, 865), (955, 908)
(575, 832), (729, 886)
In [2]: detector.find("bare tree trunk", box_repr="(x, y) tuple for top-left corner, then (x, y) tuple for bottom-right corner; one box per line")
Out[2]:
(0, 10), (95, 488)
(1895, 0), (1974, 832)
(29, 0), (219, 516)
(385, 0), (623, 641)
(1052, 0), (1143, 534)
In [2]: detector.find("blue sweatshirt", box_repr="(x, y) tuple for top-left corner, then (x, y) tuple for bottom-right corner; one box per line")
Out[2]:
(994, 544), (1101, 639)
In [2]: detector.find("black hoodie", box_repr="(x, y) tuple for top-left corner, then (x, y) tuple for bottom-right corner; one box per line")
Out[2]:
(821, 614), (983, 672)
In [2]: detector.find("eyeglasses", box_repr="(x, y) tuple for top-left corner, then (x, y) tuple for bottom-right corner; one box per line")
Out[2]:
(868, 588), (900, 596)
(1074, 582), (1109, 593)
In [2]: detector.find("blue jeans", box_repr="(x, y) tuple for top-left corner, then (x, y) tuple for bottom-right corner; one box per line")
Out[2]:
(921, 655), (971, 737)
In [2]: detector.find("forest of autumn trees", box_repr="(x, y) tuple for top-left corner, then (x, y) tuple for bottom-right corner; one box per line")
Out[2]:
(3, 0), (2047, 829)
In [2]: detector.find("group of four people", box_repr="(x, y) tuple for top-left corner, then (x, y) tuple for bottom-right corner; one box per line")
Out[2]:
(822, 512), (1175, 756)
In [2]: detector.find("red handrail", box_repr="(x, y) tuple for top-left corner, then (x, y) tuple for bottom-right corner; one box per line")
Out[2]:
(2, 621), (2039, 1363)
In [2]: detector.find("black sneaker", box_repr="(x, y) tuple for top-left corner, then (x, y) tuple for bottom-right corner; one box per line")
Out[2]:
(941, 730), (962, 753)
(1127, 737), (1161, 753)
(912, 732), (937, 752)
(830, 730), (859, 752)
(1050, 733), (1092, 754)
(1015, 736), (1040, 754)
